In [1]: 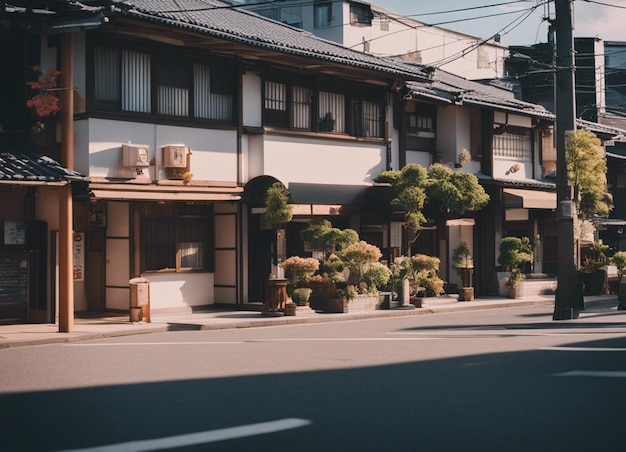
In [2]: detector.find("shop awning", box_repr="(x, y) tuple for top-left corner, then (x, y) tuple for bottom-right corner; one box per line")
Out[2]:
(90, 183), (243, 202)
(288, 183), (370, 205)
(503, 188), (556, 209)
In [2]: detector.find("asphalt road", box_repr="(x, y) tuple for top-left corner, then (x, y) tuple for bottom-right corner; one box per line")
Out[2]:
(1, 305), (625, 451)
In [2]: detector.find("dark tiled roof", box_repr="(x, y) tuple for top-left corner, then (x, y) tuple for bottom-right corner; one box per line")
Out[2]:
(407, 67), (626, 137)
(110, 0), (429, 80)
(0, 150), (85, 182)
(406, 66), (553, 119)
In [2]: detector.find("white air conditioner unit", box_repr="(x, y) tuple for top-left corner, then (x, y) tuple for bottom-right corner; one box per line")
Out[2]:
(122, 144), (150, 168)
(162, 145), (187, 168)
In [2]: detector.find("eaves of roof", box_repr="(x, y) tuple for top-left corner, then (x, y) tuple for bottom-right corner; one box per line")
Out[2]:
(0, 150), (85, 183)
(108, 0), (430, 82)
(406, 69), (553, 119)
(475, 173), (557, 190)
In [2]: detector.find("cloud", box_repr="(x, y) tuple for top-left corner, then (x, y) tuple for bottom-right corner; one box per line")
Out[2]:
(574, 4), (626, 41)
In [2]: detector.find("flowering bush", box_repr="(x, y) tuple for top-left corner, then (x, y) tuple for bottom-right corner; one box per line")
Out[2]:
(281, 256), (320, 286)
(303, 274), (340, 300)
(389, 254), (444, 297)
(336, 284), (358, 301)
(362, 262), (391, 294)
(338, 240), (382, 284)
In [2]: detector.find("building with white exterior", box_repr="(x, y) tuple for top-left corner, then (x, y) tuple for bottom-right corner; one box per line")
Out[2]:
(2, 0), (623, 326)
(227, 0), (508, 80)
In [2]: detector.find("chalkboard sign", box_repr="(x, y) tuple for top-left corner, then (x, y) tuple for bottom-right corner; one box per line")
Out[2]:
(0, 252), (29, 303)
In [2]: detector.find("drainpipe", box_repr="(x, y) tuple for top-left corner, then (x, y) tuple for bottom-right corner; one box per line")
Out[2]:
(58, 32), (74, 333)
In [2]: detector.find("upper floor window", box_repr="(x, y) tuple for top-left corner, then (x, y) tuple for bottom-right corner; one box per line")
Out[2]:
(405, 102), (436, 152)
(318, 90), (345, 133)
(263, 77), (384, 138)
(314, 2), (332, 28)
(493, 130), (532, 160)
(92, 43), (236, 122)
(350, 3), (373, 26)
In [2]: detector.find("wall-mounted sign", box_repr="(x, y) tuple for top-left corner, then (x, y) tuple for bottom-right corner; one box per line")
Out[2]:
(4, 221), (26, 246)
(73, 232), (85, 281)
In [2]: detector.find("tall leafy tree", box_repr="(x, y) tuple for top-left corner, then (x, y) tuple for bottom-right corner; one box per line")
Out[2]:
(379, 163), (489, 253)
(566, 129), (610, 219)
(264, 182), (292, 227)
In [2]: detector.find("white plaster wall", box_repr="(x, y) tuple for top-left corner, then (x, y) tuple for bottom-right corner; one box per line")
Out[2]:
(245, 135), (267, 182)
(493, 159), (533, 181)
(84, 119), (238, 182)
(260, 135), (386, 185)
(339, 6), (506, 79)
(140, 272), (214, 310)
(242, 72), (262, 127)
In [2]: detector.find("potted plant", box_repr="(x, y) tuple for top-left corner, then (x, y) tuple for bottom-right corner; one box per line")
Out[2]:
(397, 254), (444, 307)
(579, 240), (610, 295)
(498, 237), (533, 298)
(611, 251), (626, 310)
(452, 241), (474, 301)
(281, 256), (319, 287)
(291, 287), (313, 305)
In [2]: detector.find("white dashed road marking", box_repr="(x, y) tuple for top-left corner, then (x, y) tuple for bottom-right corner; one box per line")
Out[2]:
(58, 418), (311, 452)
(552, 371), (626, 378)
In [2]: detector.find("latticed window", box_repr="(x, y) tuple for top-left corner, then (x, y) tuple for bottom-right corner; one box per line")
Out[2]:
(158, 55), (189, 117)
(318, 91), (345, 132)
(141, 203), (213, 272)
(352, 100), (382, 137)
(493, 131), (532, 160)
(263, 77), (383, 137)
(264, 81), (288, 127)
(292, 86), (311, 129)
(92, 44), (235, 122)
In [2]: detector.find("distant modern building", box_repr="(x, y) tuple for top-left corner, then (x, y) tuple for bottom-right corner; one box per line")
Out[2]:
(226, 0), (508, 80)
(602, 41), (626, 130)
(505, 37), (626, 131)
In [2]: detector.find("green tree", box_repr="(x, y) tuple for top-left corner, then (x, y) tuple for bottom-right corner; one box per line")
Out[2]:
(378, 163), (489, 253)
(424, 164), (490, 219)
(300, 219), (358, 256)
(566, 129), (610, 219)
(264, 182), (293, 227)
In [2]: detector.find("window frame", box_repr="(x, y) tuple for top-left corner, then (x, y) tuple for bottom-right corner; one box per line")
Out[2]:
(140, 203), (214, 273)
(314, 2), (332, 28)
(262, 74), (385, 139)
(89, 37), (238, 125)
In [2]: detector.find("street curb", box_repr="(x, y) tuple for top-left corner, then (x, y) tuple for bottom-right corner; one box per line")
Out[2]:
(0, 296), (616, 348)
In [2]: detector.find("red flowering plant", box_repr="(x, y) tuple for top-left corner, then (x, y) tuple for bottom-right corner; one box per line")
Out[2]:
(26, 67), (62, 133)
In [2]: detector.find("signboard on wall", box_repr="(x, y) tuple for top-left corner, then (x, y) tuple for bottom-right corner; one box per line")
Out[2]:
(73, 232), (84, 281)
(4, 221), (26, 245)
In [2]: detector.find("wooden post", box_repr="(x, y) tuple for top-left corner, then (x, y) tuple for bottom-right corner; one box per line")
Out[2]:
(58, 33), (74, 333)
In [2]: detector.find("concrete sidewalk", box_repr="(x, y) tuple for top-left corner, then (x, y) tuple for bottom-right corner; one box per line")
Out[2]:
(0, 294), (618, 348)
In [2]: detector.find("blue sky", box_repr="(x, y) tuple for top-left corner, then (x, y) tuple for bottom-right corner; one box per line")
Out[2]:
(370, 1), (626, 46)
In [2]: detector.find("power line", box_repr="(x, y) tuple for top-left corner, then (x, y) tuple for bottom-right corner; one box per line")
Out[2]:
(579, 0), (626, 10)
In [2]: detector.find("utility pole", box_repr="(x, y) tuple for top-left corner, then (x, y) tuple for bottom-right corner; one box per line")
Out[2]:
(553, 0), (583, 320)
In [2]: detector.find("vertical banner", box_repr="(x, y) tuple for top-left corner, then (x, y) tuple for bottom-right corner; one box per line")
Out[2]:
(73, 232), (84, 281)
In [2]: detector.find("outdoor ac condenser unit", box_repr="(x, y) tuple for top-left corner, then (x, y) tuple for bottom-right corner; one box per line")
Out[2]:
(122, 144), (150, 168)
(162, 145), (187, 168)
